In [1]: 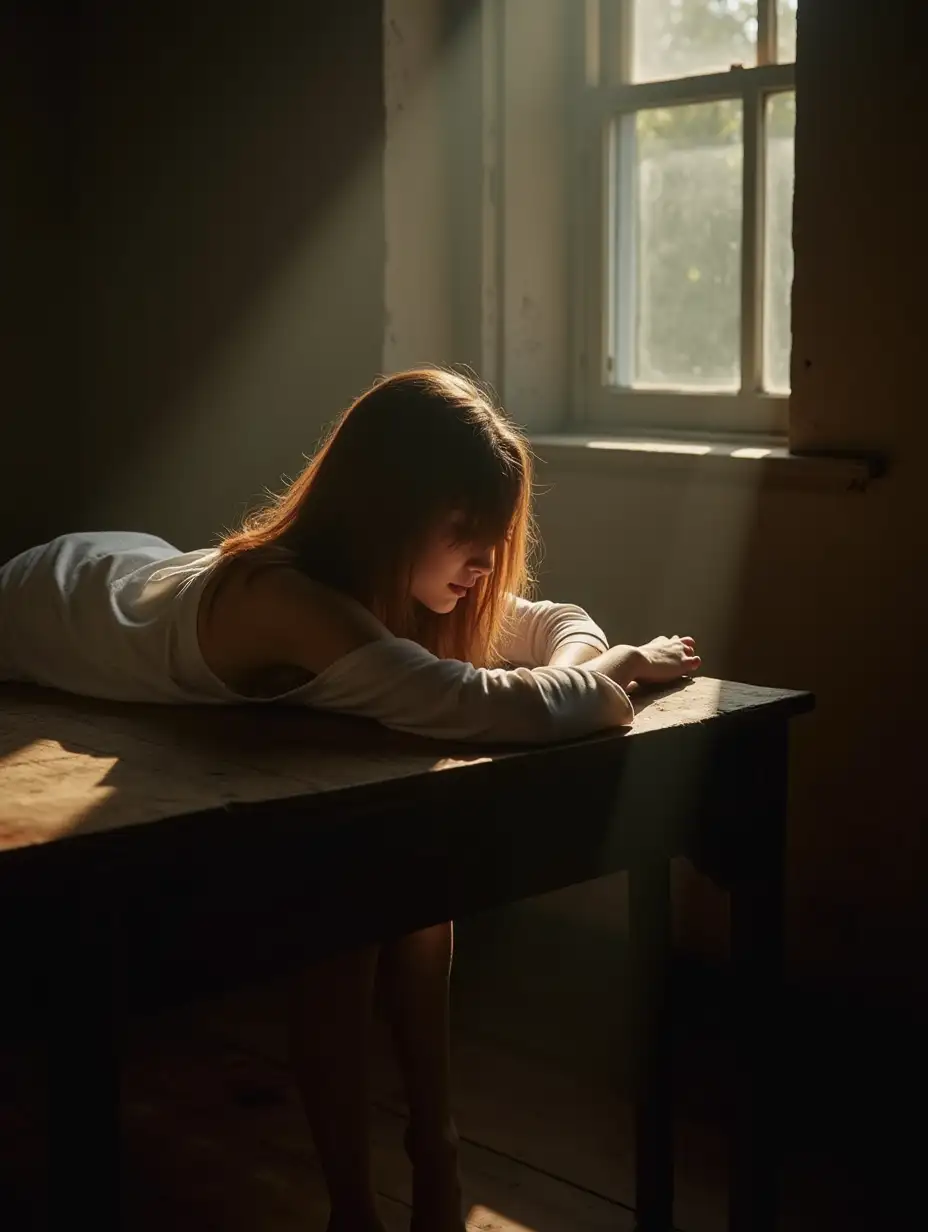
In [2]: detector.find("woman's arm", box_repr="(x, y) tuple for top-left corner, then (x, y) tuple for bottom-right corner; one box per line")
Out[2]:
(500, 596), (699, 688)
(547, 642), (607, 669)
(244, 572), (634, 743)
(578, 644), (647, 689)
(500, 595), (611, 668)
(300, 638), (635, 743)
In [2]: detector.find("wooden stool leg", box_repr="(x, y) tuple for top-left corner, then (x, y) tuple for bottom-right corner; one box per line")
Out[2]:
(629, 856), (674, 1232)
(728, 724), (788, 1232)
(46, 893), (124, 1231)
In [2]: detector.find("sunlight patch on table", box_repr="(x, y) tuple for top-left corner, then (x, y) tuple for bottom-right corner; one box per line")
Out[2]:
(467, 1205), (536, 1232)
(0, 741), (120, 845)
(433, 755), (495, 772)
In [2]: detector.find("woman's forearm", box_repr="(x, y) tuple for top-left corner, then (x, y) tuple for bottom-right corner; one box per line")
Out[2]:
(580, 644), (646, 689)
(546, 642), (605, 669)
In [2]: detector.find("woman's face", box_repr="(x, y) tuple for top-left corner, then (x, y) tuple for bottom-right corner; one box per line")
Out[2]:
(410, 513), (497, 614)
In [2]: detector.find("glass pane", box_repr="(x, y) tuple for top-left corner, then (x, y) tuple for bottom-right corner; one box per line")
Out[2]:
(777, 0), (798, 63)
(624, 100), (743, 391)
(763, 91), (795, 393)
(632, 0), (757, 83)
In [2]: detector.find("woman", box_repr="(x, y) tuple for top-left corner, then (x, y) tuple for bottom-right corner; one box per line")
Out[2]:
(0, 368), (699, 1229)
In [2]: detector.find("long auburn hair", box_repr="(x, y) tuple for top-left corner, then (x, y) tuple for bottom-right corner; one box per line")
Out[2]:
(218, 368), (537, 667)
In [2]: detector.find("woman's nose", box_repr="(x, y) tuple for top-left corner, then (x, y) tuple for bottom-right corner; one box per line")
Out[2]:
(468, 546), (495, 576)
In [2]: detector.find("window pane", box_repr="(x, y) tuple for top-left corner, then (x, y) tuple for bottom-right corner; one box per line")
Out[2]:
(632, 0), (757, 83)
(623, 100), (743, 391)
(777, 0), (798, 63)
(763, 91), (795, 393)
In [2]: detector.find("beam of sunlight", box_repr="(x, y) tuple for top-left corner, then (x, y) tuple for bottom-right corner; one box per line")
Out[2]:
(100, 0), (488, 530)
(730, 445), (772, 458)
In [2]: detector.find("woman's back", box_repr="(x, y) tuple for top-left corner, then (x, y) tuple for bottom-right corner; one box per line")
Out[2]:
(0, 531), (227, 703)
(0, 531), (388, 705)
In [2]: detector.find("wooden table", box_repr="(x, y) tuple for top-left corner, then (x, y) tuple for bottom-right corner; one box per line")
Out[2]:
(0, 676), (813, 1232)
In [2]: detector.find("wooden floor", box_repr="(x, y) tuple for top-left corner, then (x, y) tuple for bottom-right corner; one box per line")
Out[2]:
(122, 987), (645, 1232)
(0, 976), (896, 1231)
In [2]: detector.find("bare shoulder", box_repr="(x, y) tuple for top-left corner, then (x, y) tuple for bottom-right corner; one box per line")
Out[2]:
(247, 565), (390, 675)
(201, 556), (389, 680)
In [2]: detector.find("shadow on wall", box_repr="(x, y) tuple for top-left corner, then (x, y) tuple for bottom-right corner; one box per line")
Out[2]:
(2, 1), (387, 560)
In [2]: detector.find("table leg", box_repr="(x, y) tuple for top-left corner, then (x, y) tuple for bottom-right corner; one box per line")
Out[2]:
(45, 892), (124, 1231)
(628, 855), (674, 1232)
(728, 723), (788, 1232)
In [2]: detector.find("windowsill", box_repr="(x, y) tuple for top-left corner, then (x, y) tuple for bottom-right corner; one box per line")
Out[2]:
(528, 433), (887, 492)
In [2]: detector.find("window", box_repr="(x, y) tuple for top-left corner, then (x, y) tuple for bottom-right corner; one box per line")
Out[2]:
(576, 1), (797, 435)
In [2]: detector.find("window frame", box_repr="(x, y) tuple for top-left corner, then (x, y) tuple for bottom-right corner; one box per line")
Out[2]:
(571, 0), (797, 438)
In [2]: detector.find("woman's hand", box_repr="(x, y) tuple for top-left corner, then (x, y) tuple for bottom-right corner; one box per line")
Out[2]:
(634, 635), (700, 684)
(581, 636), (700, 690)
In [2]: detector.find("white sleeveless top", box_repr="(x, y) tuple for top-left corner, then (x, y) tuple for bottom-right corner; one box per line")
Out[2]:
(0, 532), (634, 743)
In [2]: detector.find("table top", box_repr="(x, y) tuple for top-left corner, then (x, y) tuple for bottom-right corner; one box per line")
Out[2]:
(0, 678), (812, 857)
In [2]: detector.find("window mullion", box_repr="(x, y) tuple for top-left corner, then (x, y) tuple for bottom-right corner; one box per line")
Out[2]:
(597, 0), (632, 87)
(740, 77), (764, 395)
(612, 115), (636, 387)
(583, 0), (601, 88)
(758, 0), (778, 66)
(616, 0), (633, 85)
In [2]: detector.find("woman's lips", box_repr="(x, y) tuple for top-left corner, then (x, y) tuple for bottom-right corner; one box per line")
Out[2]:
(448, 582), (468, 597)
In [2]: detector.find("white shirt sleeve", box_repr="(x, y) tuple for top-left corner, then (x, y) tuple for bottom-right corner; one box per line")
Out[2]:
(499, 594), (610, 667)
(299, 636), (634, 744)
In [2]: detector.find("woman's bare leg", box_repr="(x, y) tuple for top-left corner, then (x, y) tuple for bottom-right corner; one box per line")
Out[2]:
(378, 921), (464, 1231)
(289, 944), (385, 1231)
